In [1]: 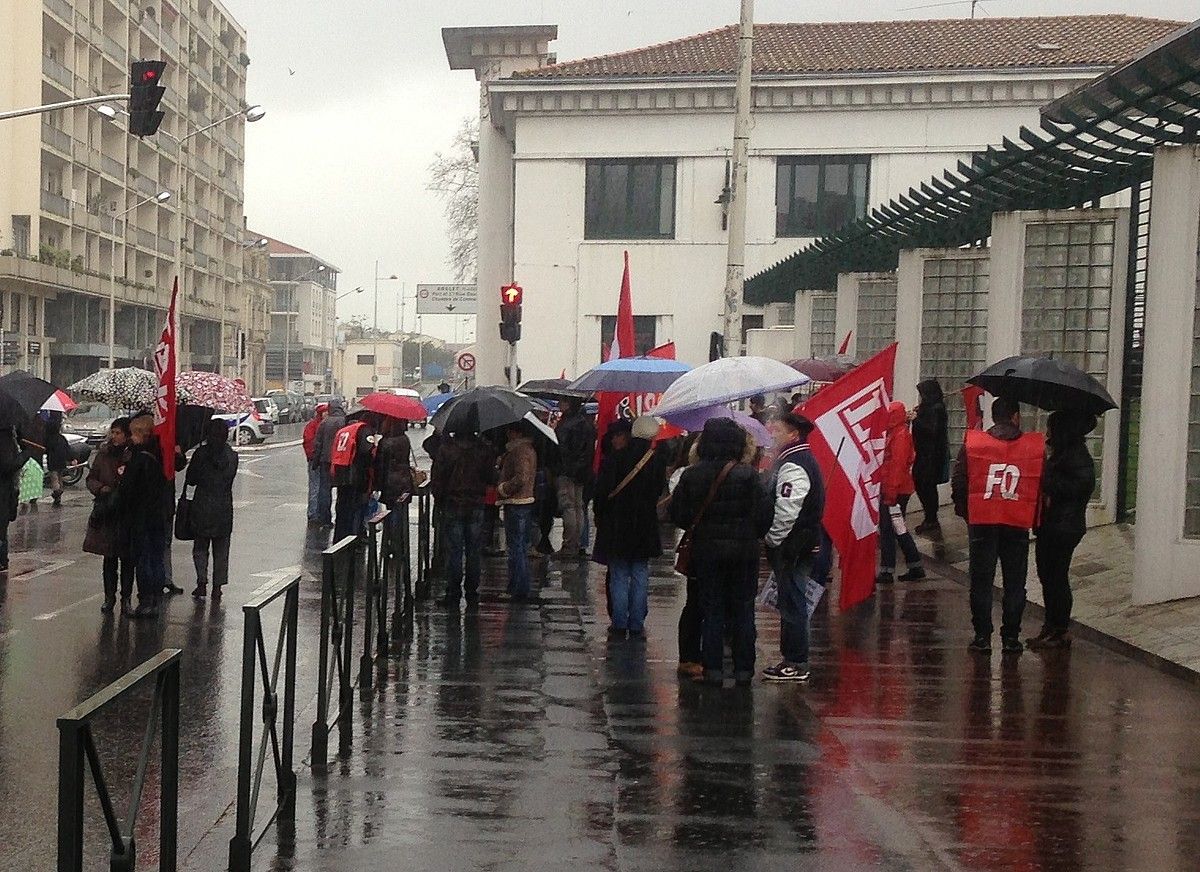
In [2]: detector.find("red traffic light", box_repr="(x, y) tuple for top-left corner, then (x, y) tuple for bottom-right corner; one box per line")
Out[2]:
(140, 68), (160, 83)
(501, 283), (523, 306)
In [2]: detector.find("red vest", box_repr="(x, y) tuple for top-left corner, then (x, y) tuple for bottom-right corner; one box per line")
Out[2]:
(965, 430), (1045, 529)
(331, 421), (367, 469)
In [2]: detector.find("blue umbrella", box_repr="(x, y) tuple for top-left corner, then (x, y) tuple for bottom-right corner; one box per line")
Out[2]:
(567, 357), (691, 394)
(423, 391), (457, 415)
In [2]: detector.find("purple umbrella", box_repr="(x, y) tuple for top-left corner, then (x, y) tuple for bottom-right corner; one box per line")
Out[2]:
(661, 405), (772, 448)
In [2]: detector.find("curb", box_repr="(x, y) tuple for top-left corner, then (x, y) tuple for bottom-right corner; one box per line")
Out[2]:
(917, 537), (1200, 688)
(236, 438), (303, 454)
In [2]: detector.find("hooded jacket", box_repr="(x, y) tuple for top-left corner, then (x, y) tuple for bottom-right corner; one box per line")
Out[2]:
(880, 401), (916, 504)
(185, 440), (239, 539)
(912, 379), (949, 484)
(314, 402), (346, 466)
(1038, 412), (1096, 538)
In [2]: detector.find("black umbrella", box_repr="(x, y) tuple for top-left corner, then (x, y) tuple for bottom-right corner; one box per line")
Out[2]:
(516, 378), (591, 401)
(0, 371), (59, 416)
(967, 355), (1117, 416)
(431, 386), (537, 434)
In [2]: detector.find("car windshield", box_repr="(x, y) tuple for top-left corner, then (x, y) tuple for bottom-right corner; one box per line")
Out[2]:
(254, 400), (270, 413)
(68, 401), (119, 422)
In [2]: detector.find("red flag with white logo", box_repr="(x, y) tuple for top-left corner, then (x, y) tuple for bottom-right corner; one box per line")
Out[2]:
(962, 384), (986, 431)
(154, 278), (178, 480)
(800, 343), (896, 610)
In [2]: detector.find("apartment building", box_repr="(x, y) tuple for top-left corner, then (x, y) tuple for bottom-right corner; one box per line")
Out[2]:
(239, 233), (270, 393)
(0, 0), (251, 384)
(256, 234), (339, 394)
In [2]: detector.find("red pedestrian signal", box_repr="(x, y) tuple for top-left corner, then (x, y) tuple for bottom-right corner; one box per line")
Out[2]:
(501, 283), (523, 306)
(128, 60), (167, 137)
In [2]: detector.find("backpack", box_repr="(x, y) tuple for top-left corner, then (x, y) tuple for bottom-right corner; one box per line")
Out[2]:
(331, 421), (375, 490)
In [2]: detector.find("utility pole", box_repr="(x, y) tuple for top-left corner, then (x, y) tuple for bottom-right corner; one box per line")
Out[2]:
(721, 0), (754, 358)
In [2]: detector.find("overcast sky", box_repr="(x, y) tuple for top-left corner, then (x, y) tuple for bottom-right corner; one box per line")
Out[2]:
(224, 0), (1193, 342)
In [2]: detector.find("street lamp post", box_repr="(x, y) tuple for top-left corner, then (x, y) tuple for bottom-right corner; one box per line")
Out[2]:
(332, 286), (364, 395)
(373, 263), (401, 388)
(238, 237), (268, 384)
(108, 190), (172, 369)
(274, 264), (325, 392)
(99, 103), (266, 372)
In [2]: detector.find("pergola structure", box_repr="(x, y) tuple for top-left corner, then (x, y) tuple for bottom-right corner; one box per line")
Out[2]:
(744, 20), (1200, 305)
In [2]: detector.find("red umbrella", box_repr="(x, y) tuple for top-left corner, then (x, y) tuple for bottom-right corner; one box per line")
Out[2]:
(358, 392), (428, 421)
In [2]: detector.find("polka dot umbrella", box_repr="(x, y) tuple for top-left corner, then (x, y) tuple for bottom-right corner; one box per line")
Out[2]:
(67, 367), (192, 413)
(175, 370), (253, 414)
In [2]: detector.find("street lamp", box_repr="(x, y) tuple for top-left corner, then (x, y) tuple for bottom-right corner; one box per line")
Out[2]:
(108, 190), (172, 369)
(373, 263), (402, 387)
(330, 286), (364, 394)
(99, 103), (266, 373)
(271, 264), (325, 392)
(234, 237), (270, 383)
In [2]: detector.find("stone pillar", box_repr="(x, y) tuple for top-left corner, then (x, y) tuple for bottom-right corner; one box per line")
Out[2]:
(894, 250), (925, 409)
(1134, 144), (1200, 605)
(834, 273), (859, 359)
(791, 289), (815, 359)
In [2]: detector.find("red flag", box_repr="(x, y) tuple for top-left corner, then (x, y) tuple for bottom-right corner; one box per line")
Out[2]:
(154, 278), (179, 480)
(609, 251), (635, 361)
(837, 331), (853, 355)
(559, 368), (567, 380)
(962, 384), (985, 431)
(800, 343), (896, 610)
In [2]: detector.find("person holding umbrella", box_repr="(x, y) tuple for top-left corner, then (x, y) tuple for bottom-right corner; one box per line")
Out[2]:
(431, 419), (496, 609)
(951, 397), (1045, 654)
(186, 419), (239, 599)
(1029, 411), (1097, 649)
(84, 418), (133, 613)
(554, 397), (595, 560)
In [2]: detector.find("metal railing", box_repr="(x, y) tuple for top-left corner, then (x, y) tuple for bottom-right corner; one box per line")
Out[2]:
(359, 509), (392, 688)
(44, 0), (73, 25)
(415, 485), (434, 601)
(311, 535), (360, 768)
(41, 123), (72, 155)
(57, 649), (181, 872)
(389, 500), (415, 645)
(41, 189), (71, 218)
(229, 574), (299, 872)
(42, 56), (73, 90)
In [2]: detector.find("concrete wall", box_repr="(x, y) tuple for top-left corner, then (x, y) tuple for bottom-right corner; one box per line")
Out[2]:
(1134, 144), (1200, 605)
(745, 326), (794, 361)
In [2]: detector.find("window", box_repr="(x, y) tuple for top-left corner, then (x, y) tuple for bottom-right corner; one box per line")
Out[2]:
(856, 277), (897, 358)
(356, 354), (375, 365)
(585, 159), (675, 240)
(921, 256), (989, 448)
(776, 156), (869, 237)
(810, 293), (837, 357)
(599, 315), (657, 360)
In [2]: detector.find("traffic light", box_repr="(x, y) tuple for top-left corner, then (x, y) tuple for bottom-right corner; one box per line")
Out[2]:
(499, 283), (523, 343)
(128, 60), (167, 137)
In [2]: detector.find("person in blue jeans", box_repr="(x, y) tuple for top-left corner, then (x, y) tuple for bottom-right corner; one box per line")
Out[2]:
(762, 413), (826, 683)
(594, 417), (666, 639)
(431, 426), (496, 607)
(497, 425), (538, 600)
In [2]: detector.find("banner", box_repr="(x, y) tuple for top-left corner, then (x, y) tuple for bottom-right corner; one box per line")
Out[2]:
(962, 384), (986, 431)
(154, 278), (178, 480)
(801, 343), (896, 610)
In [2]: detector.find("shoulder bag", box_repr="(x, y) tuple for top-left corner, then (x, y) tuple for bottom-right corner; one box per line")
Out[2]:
(674, 461), (735, 576)
(608, 447), (656, 500)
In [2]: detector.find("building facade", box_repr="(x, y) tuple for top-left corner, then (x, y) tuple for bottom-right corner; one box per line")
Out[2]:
(445, 16), (1180, 383)
(257, 234), (338, 394)
(0, 0), (251, 384)
(334, 338), (404, 399)
(238, 234), (270, 394)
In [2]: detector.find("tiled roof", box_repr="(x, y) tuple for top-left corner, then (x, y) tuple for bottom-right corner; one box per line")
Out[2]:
(249, 233), (310, 256)
(512, 16), (1185, 80)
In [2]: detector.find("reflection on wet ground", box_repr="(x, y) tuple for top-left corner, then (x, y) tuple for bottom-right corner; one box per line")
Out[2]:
(252, 554), (1200, 872)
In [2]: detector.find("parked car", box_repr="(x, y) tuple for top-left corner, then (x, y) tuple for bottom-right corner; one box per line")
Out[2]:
(215, 409), (275, 446)
(63, 402), (120, 445)
(266, 390), (299, 423)
(253, 396), (281, 424)
(300, 394), (316, 421)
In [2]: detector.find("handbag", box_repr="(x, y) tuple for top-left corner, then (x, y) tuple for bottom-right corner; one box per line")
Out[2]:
(174, 489), (195, 541)
(674, 461), (735, 576)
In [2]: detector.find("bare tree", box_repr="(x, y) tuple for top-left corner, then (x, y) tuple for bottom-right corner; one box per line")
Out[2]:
(427, 117), (479, 284)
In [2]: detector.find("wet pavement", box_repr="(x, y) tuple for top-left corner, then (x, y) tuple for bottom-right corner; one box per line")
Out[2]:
(2, 437), (1200, 870)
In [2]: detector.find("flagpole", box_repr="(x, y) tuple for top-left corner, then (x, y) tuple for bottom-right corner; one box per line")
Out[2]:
(721, 0), (755, 358)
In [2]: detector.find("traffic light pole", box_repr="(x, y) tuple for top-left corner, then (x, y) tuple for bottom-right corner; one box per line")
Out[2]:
(507, 341), (518, 390)
(0, 93), (129, 122)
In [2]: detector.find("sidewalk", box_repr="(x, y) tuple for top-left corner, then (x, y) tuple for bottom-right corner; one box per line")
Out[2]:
(915, 515), (1200, 680)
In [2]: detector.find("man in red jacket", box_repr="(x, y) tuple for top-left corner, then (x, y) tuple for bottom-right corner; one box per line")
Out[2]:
(303, 403), (328, 526)
(877, 401), (926, 585)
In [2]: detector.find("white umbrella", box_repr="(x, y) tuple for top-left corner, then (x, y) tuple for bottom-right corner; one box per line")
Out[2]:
(651, 356), (810, 417)
(523, 411), (559, 444)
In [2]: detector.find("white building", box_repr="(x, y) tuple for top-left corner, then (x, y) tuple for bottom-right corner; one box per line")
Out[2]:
(444, 16), (1180, 384)
(334, 338), (403, 399)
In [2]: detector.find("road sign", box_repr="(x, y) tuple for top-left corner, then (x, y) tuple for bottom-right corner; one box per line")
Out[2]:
(456, 351), (476, 373)
(416, 283), (477, 315)
(26, 341), (41, 355)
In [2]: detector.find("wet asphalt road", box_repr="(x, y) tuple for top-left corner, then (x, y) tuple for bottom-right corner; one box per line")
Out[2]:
(2, 425), (1200, 870)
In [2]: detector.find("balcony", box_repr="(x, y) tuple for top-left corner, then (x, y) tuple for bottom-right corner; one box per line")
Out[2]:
(40, 190), (72, 218)
(103, 32), (124, 62)
(41, 124), (72, 157)
(44, 0), (73, 25)
(137, 227), (157, 250)
(134, 174), (157, 197)
(157, 236), (176, 256)
(193, 251), (209, 270)
(42, 56), (73, 90)
(100, 153), (123, 180)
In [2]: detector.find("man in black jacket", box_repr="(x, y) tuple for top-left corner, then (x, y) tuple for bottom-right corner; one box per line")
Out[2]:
(432, 429), (496, 607)
(762, 413), (825, 682)
(554, 398), (595, 559)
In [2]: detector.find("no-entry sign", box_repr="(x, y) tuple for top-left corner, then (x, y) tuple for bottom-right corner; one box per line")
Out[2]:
(456, 352), (476, 373)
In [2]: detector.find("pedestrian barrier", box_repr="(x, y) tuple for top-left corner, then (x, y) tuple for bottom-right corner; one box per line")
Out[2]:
(229, 573), (300, 872)
(56, 648), (181, 872)
(389, 499), (415, 646)
(359, 509), (391, 689)
(310, 535), (361, 768)
(415, 484), (434, 600)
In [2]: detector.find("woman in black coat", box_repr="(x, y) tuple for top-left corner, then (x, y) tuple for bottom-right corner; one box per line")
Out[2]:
(1029, 411), (1096, 649)
(911, 379), (949, 533)
(670, 418), (773, 684)
(186, 419), (239, 599)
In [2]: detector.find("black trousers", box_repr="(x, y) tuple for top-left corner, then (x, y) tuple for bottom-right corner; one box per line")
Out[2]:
(968, 524), (1029, 640)
(1035, 530), (1083, 631)
(913, 473), (941, 526)
(678, 576), (703, 663)
(103, 554), (135, 601)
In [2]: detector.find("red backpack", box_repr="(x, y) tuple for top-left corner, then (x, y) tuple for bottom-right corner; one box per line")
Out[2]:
(331, 421), (376, 490)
